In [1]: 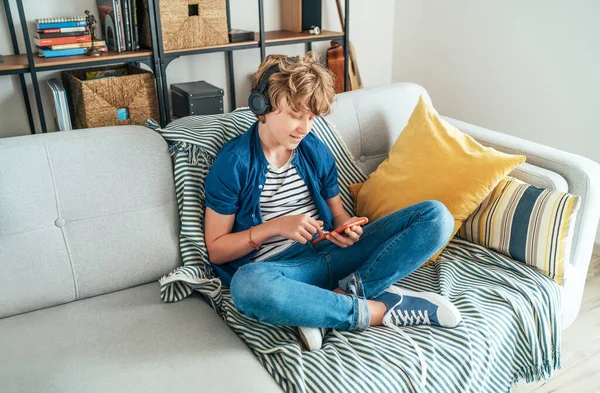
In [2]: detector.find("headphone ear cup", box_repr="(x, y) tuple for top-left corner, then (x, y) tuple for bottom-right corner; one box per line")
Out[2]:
(248, 91), (270, 116)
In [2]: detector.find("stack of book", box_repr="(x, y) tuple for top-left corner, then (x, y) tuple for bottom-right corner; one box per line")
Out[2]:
(96, 0), (140, 52)
(35, 17), (107, 58)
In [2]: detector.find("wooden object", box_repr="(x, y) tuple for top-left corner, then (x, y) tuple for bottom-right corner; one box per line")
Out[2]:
(282, 0), (302, 33)
(333, 0), (362, 90)
(282, 0), (321, 32)
(0, 54), (28, 71)
(327, 41), (344, 93)
(34, 50), (152, 68)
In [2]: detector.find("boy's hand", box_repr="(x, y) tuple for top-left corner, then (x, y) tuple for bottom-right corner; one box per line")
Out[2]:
(276, 214), (324, 244)
(327, 216), (366, 248)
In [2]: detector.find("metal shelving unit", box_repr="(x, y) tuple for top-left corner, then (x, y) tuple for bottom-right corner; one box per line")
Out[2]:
(0, 0), (350, 132)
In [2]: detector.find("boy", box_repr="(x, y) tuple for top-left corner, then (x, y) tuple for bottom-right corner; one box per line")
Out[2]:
(204, 52), (462, 351)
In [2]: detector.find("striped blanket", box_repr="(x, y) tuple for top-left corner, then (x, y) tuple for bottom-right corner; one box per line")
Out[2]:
(148, 110), (561, 393)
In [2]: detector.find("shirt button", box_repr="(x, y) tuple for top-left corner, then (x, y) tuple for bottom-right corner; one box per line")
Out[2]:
(252, 214), (255, 218)
(258, 185), (263, 189)
(359, 155), (366, 162)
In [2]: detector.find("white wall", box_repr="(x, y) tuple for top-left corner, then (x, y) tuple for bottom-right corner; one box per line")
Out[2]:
(393, 0), (600, 245)
(0, 0), (394, 138)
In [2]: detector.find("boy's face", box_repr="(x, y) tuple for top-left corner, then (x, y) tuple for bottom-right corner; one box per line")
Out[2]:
(263, 97), (315, 150)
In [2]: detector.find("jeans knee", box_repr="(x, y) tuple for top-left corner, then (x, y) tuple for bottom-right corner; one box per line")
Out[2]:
(230, 264), (281, 317)
(230, 264), (261, 314)
(421, 200), (455, 240)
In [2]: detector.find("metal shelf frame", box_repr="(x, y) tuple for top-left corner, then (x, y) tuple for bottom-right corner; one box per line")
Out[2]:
(1, 0), (350, 131)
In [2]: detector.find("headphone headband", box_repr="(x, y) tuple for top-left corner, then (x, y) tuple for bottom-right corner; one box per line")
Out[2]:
(256, 64), (281, 94)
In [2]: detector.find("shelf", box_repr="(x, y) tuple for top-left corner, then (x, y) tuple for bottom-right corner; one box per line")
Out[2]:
(164, 40), (259, 57)
(161, 30), (344, 58)
(0, 54), (28, 75)
(0, 50), (154, 75)
(263, 30), (344, 46)
(34, 49), (153, 71)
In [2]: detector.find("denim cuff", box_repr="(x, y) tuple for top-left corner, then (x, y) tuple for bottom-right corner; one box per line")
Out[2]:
(338, 272), (364, 297)
(354, 297), (371, 331)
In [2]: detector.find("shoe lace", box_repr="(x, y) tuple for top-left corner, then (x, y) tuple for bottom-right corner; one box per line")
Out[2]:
(383, 295), (428, 390)
(392, 309), (431, 326)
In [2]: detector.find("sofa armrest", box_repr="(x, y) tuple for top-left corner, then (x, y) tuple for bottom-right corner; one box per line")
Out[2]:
(442, 116), (600, 272)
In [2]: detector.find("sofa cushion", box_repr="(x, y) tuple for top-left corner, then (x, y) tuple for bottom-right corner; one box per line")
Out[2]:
(458, 176), (581, 285)
(0, 127), (182, 318)
(0, 282), (282, 393)
(349, 95), (525, 261)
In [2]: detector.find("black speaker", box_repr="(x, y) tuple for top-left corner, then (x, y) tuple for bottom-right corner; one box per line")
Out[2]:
(301, 0), (322, 31)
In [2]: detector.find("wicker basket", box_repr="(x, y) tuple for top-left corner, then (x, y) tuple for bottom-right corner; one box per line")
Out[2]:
(63, 64), (159, 129)
(146, 0), (229, 51)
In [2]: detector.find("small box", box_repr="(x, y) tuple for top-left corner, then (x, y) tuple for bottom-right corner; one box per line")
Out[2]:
(171, 81), (224, 117)
(229, 29), (254, 43)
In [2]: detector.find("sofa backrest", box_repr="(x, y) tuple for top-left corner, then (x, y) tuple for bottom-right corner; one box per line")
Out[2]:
(0, 126), (181, 318)
(325, 82), (431, 175)
(324, 82), (567, 189)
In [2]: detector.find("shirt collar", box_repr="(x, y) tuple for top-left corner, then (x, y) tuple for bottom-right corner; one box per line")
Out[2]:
(250, 121), (270, 169)
(251, 121), (302, 169)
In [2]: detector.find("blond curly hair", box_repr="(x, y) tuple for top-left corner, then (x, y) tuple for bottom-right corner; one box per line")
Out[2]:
(250, 52), (336, 123)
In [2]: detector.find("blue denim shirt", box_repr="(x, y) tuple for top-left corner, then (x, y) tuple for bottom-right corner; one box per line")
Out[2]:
(205, 121), (340, 286)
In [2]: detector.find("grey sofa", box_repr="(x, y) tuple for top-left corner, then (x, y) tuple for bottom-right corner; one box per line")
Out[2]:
(1, 82), (599, 393)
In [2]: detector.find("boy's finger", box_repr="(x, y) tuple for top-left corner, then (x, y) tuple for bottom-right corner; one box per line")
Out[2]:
(308, 218), (324, 235)
(330, 231), (352, 246)
(327, 235), (345, 248)
(346, 228), (361, 242)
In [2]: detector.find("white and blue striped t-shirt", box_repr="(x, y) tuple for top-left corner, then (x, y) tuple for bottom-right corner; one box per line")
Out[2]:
(250, 150), (321, 262)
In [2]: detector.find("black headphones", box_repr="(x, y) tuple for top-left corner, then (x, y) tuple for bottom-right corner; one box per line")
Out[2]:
(248, 63), (281, 116)
(248, 56), (299, 116)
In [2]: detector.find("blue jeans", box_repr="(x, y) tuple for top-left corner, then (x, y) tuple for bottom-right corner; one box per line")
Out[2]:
(229, 200), (454, 331)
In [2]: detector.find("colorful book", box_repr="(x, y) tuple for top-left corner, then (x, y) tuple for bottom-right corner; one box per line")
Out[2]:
(36, 17), (87, 30)
(40, 27), (88, 34)
(86, 67), (128, 80)
(121, 0), (133, 51)
(34, 35), (92, 46)
(37, 46), (108, 58)
(50, 40), (106, 50)
(38, 21), (87, 29)
(96, 0), (125, 52)
(37, 47), (88, 58)
(132, 0), (139, 50)
(36, 31), (90, 39)
(114, 0), (126, 51)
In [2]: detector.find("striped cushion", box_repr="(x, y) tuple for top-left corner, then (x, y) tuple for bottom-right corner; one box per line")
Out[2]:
(148, 112), (561, 392)
(458, 176), (581, 284)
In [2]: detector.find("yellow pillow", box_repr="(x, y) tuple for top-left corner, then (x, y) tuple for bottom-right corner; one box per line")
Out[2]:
(349, 95), (526, 262)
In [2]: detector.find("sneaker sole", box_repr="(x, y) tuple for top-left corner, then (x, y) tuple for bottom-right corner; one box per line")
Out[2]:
(297, 327), (324, 351)
(385, 286), (463, 328)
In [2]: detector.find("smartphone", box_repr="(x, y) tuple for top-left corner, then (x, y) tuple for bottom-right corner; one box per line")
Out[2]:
(311, 217), (369, 245)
